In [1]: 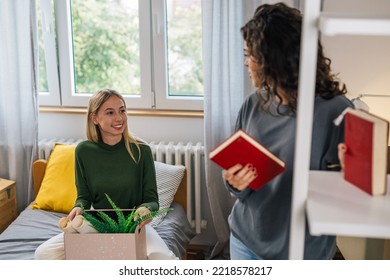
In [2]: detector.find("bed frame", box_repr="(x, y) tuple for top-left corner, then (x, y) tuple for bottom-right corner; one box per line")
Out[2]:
(0, 160), (193, 260)
(32, 159), (188, 213)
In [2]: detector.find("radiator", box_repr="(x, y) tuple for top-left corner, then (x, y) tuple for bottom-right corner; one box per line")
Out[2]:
(38, 139), (206, 233)
(149, 141), (205, 233)
(38, 138), (84, 159)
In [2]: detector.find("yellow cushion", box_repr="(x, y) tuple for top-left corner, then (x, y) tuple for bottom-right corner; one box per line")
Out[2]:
(31, 144), (77, 213)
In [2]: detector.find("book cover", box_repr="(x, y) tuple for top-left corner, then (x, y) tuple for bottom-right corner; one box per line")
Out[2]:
(209, 129), (286, 190)
(344, 108), (389, 196)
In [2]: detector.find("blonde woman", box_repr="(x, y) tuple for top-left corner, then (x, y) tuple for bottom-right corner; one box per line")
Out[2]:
(35, 89), (176, 260)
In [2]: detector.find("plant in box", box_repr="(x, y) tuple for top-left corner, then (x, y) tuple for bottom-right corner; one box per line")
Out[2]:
(64, 194), (172, 260)
(82, 193), (172, 233)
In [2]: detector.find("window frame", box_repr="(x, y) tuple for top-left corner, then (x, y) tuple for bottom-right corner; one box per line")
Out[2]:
(38, 0), (61, 105)
(39, 0), (203, 111)
(152, 0), (204, 110)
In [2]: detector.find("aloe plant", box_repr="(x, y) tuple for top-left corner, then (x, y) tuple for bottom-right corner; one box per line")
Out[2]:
(82, 193), (172, 233)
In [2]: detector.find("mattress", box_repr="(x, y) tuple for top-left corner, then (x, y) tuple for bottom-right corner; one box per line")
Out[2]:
(0, 202), (195, 260)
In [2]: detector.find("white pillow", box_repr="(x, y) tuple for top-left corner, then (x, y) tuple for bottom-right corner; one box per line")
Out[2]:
(151, 161), (185, 226)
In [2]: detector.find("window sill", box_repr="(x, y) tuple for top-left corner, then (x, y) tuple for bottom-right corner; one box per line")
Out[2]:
(39, 106), (204, 118)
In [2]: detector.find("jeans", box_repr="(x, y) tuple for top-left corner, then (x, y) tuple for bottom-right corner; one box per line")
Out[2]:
(229, 233), (262, 260)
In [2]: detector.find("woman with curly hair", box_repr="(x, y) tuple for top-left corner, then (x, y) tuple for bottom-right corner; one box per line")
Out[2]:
(223, 3), (353, 259)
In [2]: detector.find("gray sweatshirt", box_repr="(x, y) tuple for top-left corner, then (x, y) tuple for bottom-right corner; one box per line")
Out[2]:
(226, 91), (353, 259)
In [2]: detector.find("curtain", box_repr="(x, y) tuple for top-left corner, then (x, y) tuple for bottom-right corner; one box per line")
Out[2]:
(202, 0), (299, 259)
(202, 0), (249, 259)
(0, 0), (39, 212)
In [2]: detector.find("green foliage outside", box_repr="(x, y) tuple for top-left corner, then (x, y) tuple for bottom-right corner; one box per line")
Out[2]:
(72, 0), (140, 94)
(37, 0), (203, 97)
(72, 0), (203, 96)
(167, 2), (203, 96)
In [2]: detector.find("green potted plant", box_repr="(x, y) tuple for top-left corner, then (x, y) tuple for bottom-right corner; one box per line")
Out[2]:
(82, 193), (172, 233)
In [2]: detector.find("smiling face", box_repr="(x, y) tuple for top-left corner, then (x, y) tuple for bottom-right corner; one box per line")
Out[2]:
(90, 95), (127, 145)
(244, 41), (261, 88)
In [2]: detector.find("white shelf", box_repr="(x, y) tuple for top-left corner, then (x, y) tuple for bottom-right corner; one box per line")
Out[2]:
(290, 0), (390, 259)
(319, 13), (390, 36)
(307, 170), (390, 239)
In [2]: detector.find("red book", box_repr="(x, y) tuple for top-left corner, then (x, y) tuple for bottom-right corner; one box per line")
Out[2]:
(344, 108), (389, 196)
(209, 129), (286, 190)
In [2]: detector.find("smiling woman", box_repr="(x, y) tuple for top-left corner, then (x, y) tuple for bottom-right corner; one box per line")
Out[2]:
(85, 89), (142, 162)
(34, 88), (178, 260)
(89, 91), (128, 146)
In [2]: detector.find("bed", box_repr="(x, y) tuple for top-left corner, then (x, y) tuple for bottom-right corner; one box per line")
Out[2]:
(0, 144), (195, 260)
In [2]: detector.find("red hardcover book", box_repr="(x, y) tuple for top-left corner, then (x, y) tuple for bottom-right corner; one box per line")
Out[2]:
(344, 108), (389, 196)
(209, 129), (286, 190)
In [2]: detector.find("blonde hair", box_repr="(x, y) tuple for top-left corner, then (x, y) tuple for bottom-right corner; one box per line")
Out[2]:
(86, 88), (142, 162)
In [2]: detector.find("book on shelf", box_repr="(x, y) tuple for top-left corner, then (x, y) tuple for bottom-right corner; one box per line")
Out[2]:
(209, 129), (286, 191)
(343, 108), (389, 196)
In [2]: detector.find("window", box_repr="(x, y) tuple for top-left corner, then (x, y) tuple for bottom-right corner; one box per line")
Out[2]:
(38, 0), (203, 110)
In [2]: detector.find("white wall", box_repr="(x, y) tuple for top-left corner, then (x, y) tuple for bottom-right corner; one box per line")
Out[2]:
(38, 112), (204, 144)
(322, 0), (390, 132)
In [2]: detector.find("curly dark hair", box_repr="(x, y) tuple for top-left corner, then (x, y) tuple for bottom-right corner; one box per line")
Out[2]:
(241, 2), (347, 115)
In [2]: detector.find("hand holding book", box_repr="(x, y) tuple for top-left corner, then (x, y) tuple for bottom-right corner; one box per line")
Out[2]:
(335, 108), (389, 196)
(337, 143), (347, 171)
(223, 163), (258, 191)
(209, 130), (286, 191)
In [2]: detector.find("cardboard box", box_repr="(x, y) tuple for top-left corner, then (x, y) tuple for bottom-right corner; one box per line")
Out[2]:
(64, 227), (147, 260)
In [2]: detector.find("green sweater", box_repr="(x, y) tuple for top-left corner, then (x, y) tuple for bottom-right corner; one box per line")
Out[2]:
(74, 139), (158, 211)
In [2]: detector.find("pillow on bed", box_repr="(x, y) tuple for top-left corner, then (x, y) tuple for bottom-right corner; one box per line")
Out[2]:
(155, 202), (196, 258)
(151, 161), (185, 226)
(31, 144), (77, 214)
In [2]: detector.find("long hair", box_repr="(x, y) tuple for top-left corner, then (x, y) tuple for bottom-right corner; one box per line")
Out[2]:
(86, 88), (142, 162)
(241, 2), (347, 114)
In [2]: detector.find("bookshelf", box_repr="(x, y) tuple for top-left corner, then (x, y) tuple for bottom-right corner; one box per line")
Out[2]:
(306, 171), (390, 238)
(289, 0), (390, 259)
(319, 14), (390, 36)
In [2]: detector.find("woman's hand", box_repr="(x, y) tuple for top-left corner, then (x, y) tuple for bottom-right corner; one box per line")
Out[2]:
(223, 163), (258, 191)
(134, 206), (152, 229)
(67, 206), (82, 221)
(338, 143), (347, 171)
